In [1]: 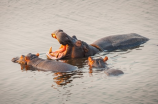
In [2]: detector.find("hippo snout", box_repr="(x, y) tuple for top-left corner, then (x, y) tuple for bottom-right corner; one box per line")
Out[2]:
(11, 57), (19, 63)
(11, 55), (27, 64)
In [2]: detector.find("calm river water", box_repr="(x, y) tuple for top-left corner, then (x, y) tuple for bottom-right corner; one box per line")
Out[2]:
(0, 0), (158, 104)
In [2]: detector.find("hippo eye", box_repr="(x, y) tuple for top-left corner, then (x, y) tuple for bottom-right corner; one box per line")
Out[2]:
(65, 37), (69, 40)
(29, 55), (37, 60)
(75, 40), (82, 47)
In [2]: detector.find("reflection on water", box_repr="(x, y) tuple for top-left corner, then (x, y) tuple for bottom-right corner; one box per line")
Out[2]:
(20, 64), (83, 87)
(52, 72), (83, 87)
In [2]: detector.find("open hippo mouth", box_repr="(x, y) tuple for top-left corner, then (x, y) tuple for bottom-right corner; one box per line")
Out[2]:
(47, 29), (91, 59)
(47, 29), (75, 59)
(48, 44), (69, 59)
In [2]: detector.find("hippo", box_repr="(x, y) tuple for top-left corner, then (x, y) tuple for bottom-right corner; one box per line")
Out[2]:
(47, 29), (149, 59)
(88, 56), (108, 68)
(12, 53), (77, 72)
(88, 56), (124, 76)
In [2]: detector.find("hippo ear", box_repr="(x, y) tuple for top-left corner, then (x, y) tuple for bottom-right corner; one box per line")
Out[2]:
(25, 56), (29, 62)
(36, 53), (39, 57)
(103, 56), (108, 62)
(88, 57), (93, 62)
(19, 55), (24, 60)
(72, 35), (78, 40)
(88, 57), (94, 66)
(20, 55), (24, 58)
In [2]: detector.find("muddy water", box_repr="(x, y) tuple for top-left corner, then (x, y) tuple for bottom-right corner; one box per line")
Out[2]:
(0, 0), (158, 104)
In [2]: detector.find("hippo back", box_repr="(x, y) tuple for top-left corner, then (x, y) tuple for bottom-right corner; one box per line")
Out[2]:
(105, 69), (124, 76)
(91, 33), (149, 51)
(28, 58), (77, 72)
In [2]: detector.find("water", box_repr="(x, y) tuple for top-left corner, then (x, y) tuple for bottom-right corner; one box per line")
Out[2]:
(0, 0), (158, 104)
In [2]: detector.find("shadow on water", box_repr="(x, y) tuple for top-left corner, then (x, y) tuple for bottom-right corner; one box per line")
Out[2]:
(59, 57), (88, 68)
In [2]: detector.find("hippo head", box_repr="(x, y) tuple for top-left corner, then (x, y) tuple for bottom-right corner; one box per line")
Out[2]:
(88, 56), (108, 68)
(12, 53), (39, 64)
(49, 29), (91, 59)
(25, 53), (39, 63)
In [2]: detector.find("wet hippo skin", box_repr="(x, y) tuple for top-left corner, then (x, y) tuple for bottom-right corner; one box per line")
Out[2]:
(12, 53), (77, 72)
(47, 29), (149, 59)
(91, 33), (149, 51)
(88, 56), (124, 76)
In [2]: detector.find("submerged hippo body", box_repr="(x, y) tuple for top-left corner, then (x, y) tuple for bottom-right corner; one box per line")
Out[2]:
(12, 53), (77, 72)
(105, 69), (124, 76)
(28, 58), (77, 72)
(91, 33), (149, 51)
(47, 30), (149, 59)
(88, 56), (124, 76)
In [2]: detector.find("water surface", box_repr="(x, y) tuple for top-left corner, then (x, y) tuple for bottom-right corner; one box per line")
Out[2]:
(0, 0), (158, 104)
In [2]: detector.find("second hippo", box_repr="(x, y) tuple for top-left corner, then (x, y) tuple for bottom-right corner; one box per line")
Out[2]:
(12, 53), (77, 72)
(88, 56), (124, 76)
